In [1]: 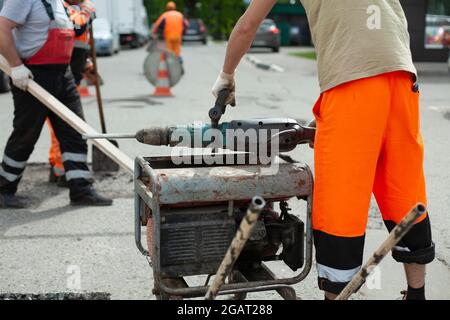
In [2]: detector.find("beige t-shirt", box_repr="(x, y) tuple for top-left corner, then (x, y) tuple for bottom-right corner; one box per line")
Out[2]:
(299, 0), (417, 92)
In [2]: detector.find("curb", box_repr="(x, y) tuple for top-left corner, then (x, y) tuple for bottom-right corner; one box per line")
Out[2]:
(246, 55), (285, 72)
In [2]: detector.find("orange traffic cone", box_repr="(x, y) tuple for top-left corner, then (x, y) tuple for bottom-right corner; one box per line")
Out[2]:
(78, 77), (91, 98)
(152, 51), (173, 97)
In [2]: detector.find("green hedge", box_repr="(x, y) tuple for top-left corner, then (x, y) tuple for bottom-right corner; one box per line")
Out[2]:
(144, 0), (246, 40)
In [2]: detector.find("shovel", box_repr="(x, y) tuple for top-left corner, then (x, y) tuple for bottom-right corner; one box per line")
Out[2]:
(89, 25), (120, 172)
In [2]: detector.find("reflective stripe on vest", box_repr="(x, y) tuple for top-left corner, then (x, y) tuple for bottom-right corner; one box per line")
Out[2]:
(74, 39), (90, 50)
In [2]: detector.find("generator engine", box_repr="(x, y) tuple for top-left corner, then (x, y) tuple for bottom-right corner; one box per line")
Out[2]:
(237, 202), (305, 272)
(152, 201), (305, 279)
(135, 155), (313, 300)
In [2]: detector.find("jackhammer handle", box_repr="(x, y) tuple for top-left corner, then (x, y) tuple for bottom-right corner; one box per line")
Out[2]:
(298, 125), (316, 144)
(209, 88), (231, 124)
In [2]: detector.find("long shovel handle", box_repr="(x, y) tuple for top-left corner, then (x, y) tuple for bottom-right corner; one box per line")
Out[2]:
(205, 196), (266, 300)
(89, 26), (107, 134)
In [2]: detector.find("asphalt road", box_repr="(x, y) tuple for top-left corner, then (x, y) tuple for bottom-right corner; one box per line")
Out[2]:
(0, 42), (449, 300)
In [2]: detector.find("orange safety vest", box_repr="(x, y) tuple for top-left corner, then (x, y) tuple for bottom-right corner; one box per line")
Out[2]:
(64, 0), (95, 50)
(153, 10), (187, 39)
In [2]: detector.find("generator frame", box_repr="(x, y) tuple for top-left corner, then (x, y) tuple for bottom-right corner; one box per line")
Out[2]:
(134, 155), (314, 300)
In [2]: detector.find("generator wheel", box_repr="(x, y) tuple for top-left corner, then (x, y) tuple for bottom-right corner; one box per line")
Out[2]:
(153, 276), (187, 300)
(229, 271), (248, 300)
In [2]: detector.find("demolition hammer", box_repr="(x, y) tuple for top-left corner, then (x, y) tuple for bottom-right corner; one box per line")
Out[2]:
(83, 87), (316, 152)
(82, 118), (316, 153)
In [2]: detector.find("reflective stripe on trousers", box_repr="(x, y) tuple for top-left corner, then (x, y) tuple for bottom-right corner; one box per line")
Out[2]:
(65, 170), (92, 181)
(3, 155), (27, 169)
(0, 155), (27, 183)
(0, 168), (22, 182)
(62, 152), (87, 163)
(62, 152), (90, 181)
(316, 263), (360, 283)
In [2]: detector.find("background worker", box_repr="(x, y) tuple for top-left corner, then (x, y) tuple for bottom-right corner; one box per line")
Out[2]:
(152, 1), (189, 58)
(0, 0), (112, 208)
(212, 0), (435, 300)
(66, 0), (95, 86)
(48, 0), (96, 185)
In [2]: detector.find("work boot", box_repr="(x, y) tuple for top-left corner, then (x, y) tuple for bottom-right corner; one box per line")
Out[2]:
(70, 188), (113, 207)
(0, 193), (29, 209)
(49, 167), (68, 188)
(49, 168), (58, 183)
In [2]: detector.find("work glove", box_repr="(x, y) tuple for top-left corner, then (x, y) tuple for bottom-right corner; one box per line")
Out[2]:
(11, 64), (33, 91)
(212, 71), (236, 106)
(80, 1), (96, 20)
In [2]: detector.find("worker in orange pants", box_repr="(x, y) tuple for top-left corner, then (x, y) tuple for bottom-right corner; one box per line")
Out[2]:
(311, 71), (433, 298)
(152, 1), (189, 57)
(47, 120), (66, 185)
(212, 0), (435, 300)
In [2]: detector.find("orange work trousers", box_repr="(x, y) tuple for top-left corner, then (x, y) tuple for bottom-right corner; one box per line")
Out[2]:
(165, 36), (182, 56)
(47, 119), (65, 177)
(312, 71), (433, 294)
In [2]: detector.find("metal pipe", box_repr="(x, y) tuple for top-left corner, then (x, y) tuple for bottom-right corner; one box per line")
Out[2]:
(134, 157), (149, 257)
(219, 285), (296, 298)
(83, 133), (136, 140)
(336, 203), (427, 300)
(205, 196), (266, 300)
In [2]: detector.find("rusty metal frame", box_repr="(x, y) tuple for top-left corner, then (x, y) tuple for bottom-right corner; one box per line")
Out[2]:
(134, 156), (314, 299)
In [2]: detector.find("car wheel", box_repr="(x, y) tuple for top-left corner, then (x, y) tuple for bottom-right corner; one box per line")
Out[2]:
(0, 72), (11, 93)
(448, 52), (450, 76)
(105, 46), (113, 56)
(202, 38), (208, 45)
(130, 40), (139, 49)
(272, 46), (280, 53)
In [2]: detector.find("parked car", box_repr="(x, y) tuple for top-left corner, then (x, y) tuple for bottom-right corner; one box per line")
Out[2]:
(289, 23), (311, 46)
(425, 14), (450, 49)
(93, 18), (120, 56)
(183, 19), (208, 45)
(448, 50), (450, 75)
(0, 70), (10, 94)
(251, 19), (281, 52)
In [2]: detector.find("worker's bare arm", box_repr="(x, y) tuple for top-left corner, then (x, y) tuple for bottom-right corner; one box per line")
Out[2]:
(0, 17), (22, 67)
(223, 0), (277, 74)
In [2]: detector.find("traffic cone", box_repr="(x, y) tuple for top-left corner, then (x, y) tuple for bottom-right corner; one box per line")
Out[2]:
(78, 77), (91, 98)
(152, 51), (173, 97)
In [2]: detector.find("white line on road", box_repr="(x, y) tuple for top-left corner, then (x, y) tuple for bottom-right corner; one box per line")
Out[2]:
(246, 55), (285, 73)
(429, 106), (450, 111)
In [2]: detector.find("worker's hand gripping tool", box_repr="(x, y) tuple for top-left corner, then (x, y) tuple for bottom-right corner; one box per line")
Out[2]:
(209, 89), (232, 129)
